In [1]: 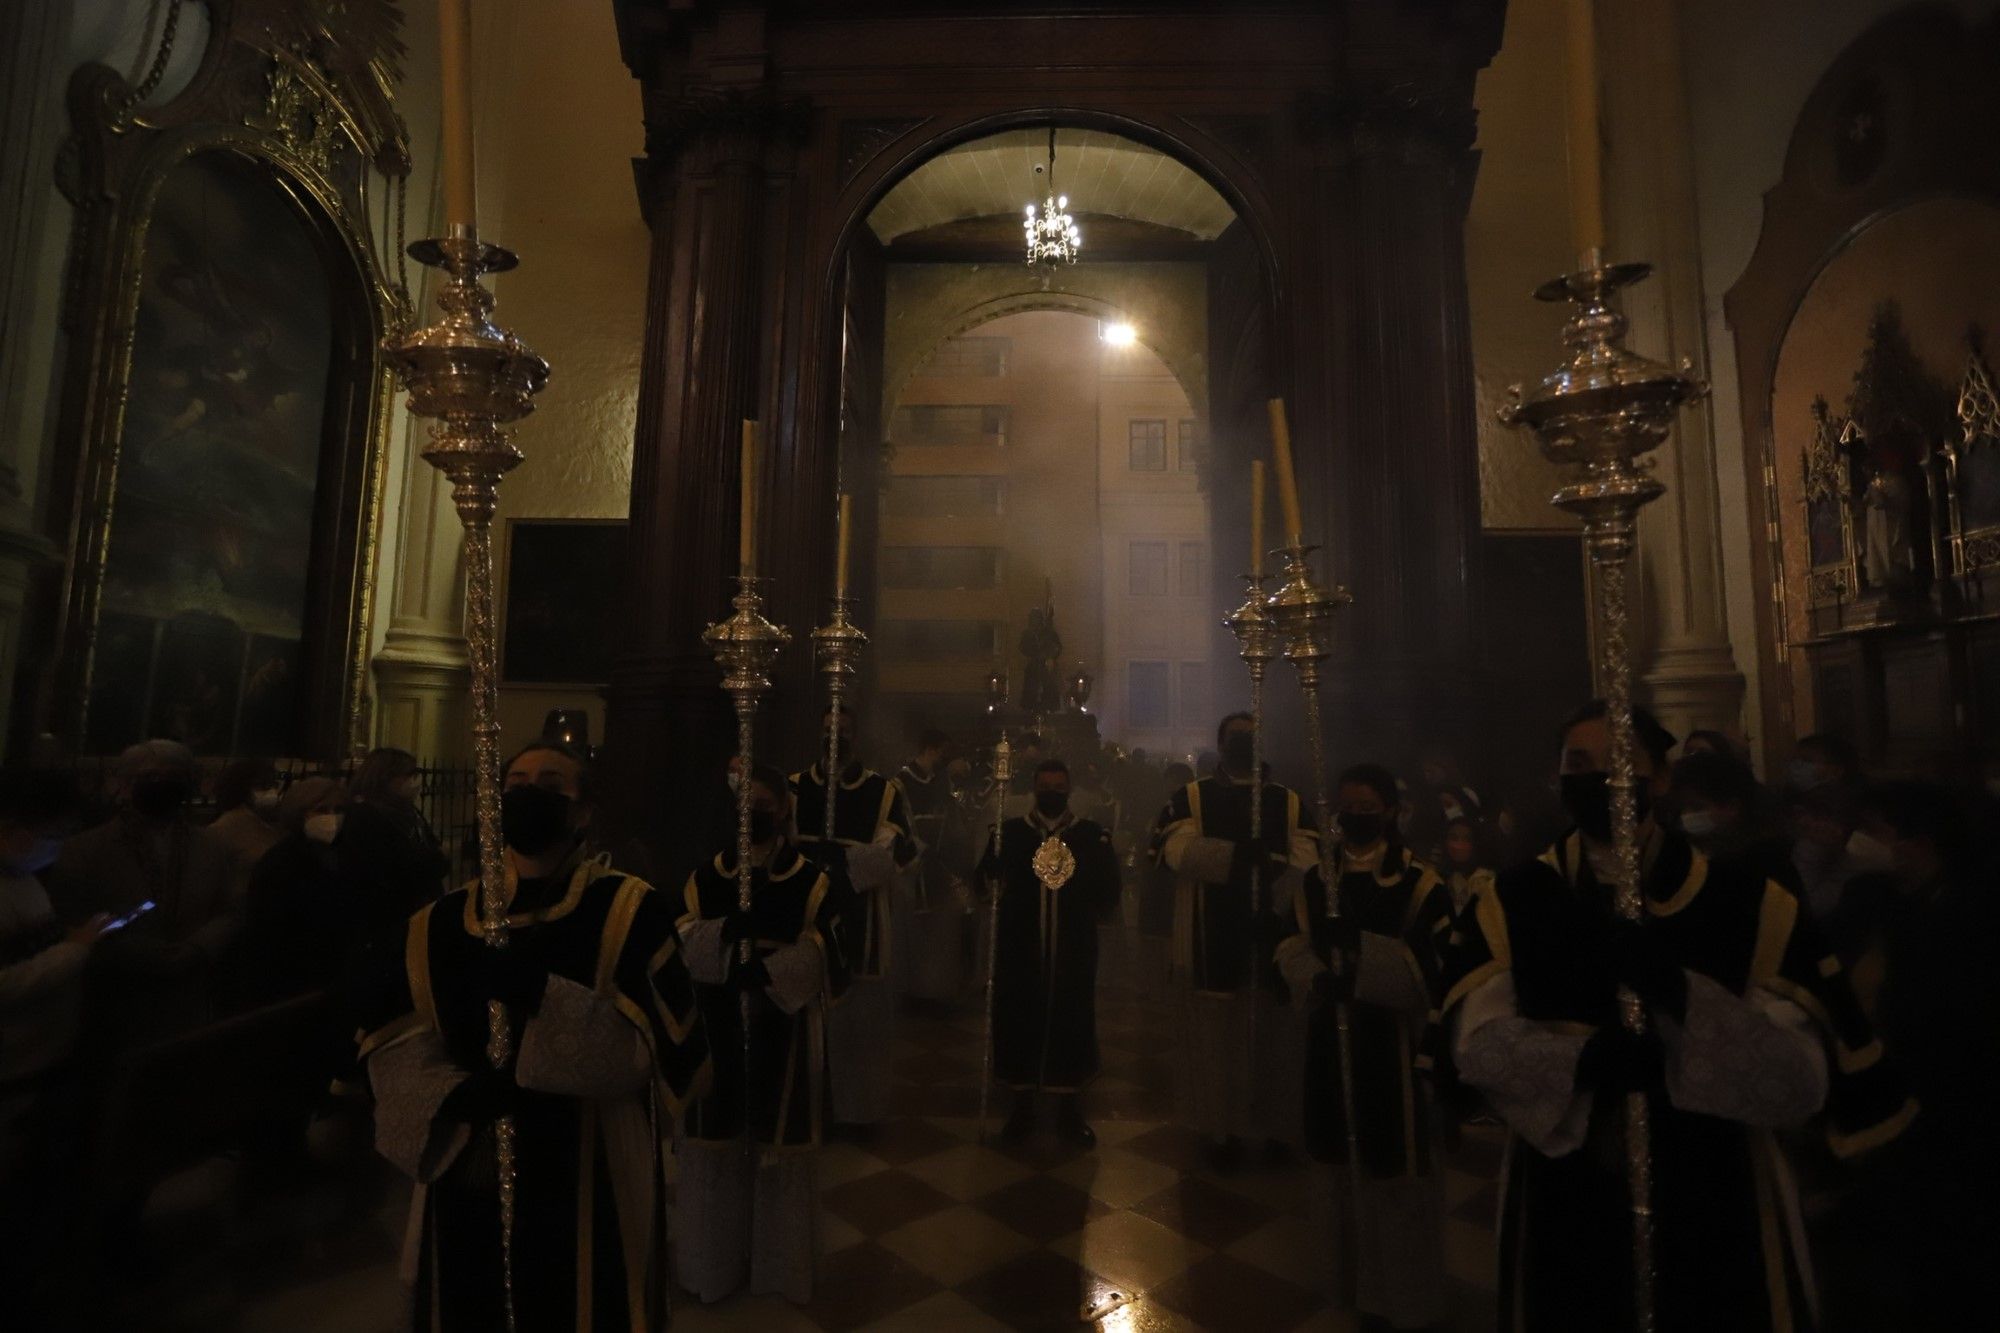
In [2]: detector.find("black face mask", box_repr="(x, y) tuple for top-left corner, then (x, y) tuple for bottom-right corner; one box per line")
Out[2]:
(1035, 791), (1069, 818)
(501, 783), (574, 856)
(1221, 733), (1256, 771)
(749, 810), (780, 845)
(1560, 772), (1651, 842)
(1337, 811), (1386, 846)
(130, 776), (190, 819)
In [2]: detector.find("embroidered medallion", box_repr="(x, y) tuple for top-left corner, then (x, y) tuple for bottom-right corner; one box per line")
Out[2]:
(1032, 835), (1077, 891)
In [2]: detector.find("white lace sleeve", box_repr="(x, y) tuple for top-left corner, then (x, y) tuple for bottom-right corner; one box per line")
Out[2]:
(368, 1028), (472, 1183)
(1658, 971), (1828, 1127)
(679, 917), (730, 985)
(1274, 932), (1327, 1009)
(1453, 971), (1595, 1158)
(515, 974), (652, 1099)
(847, 843), (897, 895)
(1352, 932), (1428, 1016)
(1166, 831), (1235, 885)
(763, 940), (825, 1015)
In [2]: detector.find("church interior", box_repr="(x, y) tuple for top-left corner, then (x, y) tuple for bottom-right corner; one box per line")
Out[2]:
(0, 1), (1993, 1330)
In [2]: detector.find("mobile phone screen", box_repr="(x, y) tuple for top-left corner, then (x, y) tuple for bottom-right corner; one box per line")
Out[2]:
(103, 900), (158, 933)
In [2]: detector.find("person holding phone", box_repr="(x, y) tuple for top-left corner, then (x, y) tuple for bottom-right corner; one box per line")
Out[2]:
(50, 740), (235, 1045)
(0, 769), (108, 1325)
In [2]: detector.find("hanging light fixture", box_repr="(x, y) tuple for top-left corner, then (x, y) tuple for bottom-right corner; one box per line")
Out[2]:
(1024, 127), (1081, 268)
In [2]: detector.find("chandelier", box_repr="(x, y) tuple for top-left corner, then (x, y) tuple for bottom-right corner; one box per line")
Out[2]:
(1024, 128), (1080, 267)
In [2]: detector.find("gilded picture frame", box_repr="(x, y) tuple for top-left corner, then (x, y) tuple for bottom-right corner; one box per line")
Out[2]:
(36, 0), (413, 759)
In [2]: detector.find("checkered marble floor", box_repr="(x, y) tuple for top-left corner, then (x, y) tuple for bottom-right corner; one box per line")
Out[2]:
(212, 926), (1505, 1333)
(672, 931), (1506, 1333)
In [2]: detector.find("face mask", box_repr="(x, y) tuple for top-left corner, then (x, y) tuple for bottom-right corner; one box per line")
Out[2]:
(303, 812), (343, 845)
(1221, 733), (1256, 771)
(1560, 772), (1652, 841)
(1678, 810), (1719, 841)
(726, 771), (743, 794)
(130, 776), (190, 819)
(749, 809), (779, 845)
(1788, 760), (1827, 792)
(1035, 791), (1069, 818)
(1337, 812), (1386, 846)
(250, 788), (282, 815)
(3, 837), (61, 876)
(501, 783), (574, 856)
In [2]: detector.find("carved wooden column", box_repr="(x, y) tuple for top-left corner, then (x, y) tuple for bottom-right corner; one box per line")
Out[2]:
(603, 88), (804, 871)
(1286, 19), (1500, 769)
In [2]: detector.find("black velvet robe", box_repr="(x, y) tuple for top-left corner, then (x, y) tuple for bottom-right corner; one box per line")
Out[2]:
(1157, 774), (1316, 993)
(360, 854), (710, 1333)
(1437, 830), (1916, 1333)
(1284, 846), (1454, 1172)
(977, 813), (1120, 1091)
(789, 763), (914, 979)
(679, 845), (854, 1147)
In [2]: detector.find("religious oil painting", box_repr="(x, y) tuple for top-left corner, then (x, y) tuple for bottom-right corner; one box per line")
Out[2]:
(89, 150), (337, 756)
(502, 520), (629, 684)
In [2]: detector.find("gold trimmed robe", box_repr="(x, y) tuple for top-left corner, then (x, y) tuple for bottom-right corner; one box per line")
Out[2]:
(1438, 829), (1915, 1333)
(359, 853), (710, 1333)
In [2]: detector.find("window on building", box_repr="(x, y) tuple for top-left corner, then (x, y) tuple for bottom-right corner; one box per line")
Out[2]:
(878, 546), (1004, 590)
(1178, 662), (1207, 726)
(1178, 541), (1204, 597)
(876, 620), (1000, 661)
(879, 475), (1006, 518)
(1128, 418), (1168, 471)
(1128, 661), (1170, 729)
(1178, 418), (1200, 472)
(919, 336), (1010, 378)
(1129, 541), (1169, 596)
(892, 405), (1009, 446)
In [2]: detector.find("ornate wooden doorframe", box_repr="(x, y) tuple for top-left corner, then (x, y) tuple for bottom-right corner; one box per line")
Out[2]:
(605, 1), (1504, 863)
(1723, 7), (2000, 767)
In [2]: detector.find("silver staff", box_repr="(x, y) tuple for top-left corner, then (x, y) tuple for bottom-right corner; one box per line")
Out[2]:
(976, 729), (1013, 1143)
(812, 588), (868, 939)
(703, 567), (790, 1157)
(1224, 572), (1282, 1125)
(1499, 255), (1707, 1332)
(1266, 539), (1363, 1290)
(387, 226), (548, 1328)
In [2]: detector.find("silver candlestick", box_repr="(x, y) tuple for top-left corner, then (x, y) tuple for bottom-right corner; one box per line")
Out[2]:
(1265, 541), (1362, 1295)
(702, 575), (790, 1159)
(386, 226), (548, 1330)
(1499, 256), (1708, 1333)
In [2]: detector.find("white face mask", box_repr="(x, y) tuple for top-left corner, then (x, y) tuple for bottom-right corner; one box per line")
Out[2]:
(1678, 810), (1720, 841)
(726, 771), (743, 794)
(304, 812), (344, 845)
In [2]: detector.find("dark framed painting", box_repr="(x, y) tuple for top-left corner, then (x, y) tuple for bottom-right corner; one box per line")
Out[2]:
(503, 520), (629, 684)
(39, 4), (411, 761)
(86, 152), (339, 757)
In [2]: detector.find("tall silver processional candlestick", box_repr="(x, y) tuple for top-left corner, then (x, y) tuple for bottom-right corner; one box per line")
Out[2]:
(1499, 256), (1708, 1333)
(387, 226), (549, 1329)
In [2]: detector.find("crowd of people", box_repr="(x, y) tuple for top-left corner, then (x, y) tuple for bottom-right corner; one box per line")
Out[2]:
(0, 704), (1989, 1331)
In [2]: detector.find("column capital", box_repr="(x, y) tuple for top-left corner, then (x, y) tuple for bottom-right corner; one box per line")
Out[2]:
(641, 85), (812, 171)
(1297, 82), (1479, 167)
